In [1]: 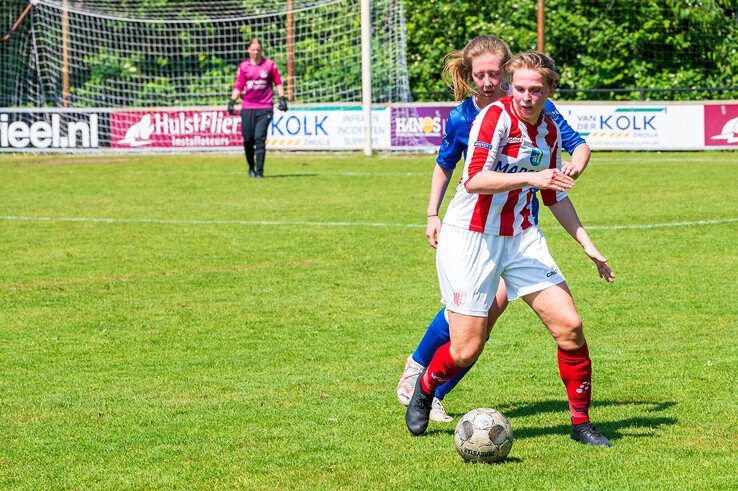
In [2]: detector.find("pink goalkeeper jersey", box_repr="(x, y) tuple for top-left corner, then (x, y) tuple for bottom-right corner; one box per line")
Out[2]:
(234, 58), (283, 109)
(443, 96), (566, 236)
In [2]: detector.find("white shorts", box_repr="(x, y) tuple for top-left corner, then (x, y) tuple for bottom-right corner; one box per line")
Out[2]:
(436, 224), (565, 317)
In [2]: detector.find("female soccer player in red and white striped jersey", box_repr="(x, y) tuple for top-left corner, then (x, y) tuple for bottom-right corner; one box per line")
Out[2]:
(397, 36), (592, 423)
(405, 52), (615, 447)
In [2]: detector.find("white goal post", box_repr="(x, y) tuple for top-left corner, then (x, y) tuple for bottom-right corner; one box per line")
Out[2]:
(2, 0), (413, 153)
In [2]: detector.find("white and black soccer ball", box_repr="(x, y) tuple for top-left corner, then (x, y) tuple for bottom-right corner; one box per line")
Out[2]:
(454, 408), (513, 463)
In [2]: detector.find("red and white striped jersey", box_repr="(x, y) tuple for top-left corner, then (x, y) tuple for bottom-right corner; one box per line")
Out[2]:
(443, 96), (566, 236)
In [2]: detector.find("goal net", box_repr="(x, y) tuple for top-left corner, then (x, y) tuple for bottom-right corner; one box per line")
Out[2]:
(2, 0), (412, 108)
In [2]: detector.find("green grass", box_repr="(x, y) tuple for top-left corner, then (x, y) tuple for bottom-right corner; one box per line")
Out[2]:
(0, 151), (736, 489)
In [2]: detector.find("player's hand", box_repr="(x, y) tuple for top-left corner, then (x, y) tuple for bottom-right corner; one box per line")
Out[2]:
(561, 161), (582, 179)
(583, 244), (615, 283)
(278, 96), (288, 112)
(528, 168), (574, 192)
(227, 100), (236, 115)
(425, 215), (442, 249)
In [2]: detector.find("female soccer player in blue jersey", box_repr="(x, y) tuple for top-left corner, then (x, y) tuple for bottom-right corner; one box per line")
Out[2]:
(396, 36), (592, 423)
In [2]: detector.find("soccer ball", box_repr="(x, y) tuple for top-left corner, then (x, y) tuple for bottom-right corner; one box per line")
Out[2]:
(454, 408), (513, 463)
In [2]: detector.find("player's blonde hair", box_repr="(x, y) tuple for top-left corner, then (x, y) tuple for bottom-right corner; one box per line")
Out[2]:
(504, 51), (560, 90)
(442, 35), (512, 101)
(247, 37), (262, 49)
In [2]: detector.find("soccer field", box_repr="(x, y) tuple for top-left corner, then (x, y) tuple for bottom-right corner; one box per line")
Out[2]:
(0, 151), (736, 489)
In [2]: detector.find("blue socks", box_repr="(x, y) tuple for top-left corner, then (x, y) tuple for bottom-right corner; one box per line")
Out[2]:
(435, 364), (473, 400)
(412, 308), (449, 366)
(411, 307), (475, 400)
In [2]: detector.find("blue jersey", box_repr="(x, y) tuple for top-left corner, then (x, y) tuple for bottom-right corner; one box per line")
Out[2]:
(437, 98), (585, 170)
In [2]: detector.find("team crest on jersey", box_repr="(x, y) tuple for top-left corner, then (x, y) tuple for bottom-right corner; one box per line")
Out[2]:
(260, 70), (268, 78)
(530, 147), (544, 166)
(453, 291), (466, 306)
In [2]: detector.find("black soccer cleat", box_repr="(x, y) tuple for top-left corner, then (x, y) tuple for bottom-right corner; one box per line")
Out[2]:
(405, 370), (433, 436)
(570, 422), (613, 447)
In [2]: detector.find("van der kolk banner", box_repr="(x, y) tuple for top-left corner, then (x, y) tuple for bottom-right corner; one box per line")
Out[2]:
(553, 104), (704, 150)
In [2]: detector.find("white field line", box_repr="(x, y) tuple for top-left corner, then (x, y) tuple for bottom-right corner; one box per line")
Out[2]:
(587, 218), (738, 230)
(119, 170), (431, 177)
(1, 216), (737, 230)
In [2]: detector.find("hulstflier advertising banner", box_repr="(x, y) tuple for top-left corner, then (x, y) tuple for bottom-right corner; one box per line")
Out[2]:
(553, 104), (704, 150)
(110, 108), (391, 150)
(703, 103), (738, 148)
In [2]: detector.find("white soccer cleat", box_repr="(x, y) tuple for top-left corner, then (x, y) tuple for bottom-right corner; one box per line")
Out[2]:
(397, 355), (424, 406)
(430, 397), (453, 423)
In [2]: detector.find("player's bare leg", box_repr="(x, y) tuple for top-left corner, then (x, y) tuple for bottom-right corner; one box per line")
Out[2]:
(398, 281), (508, 409)
(524, 282), (612, 447)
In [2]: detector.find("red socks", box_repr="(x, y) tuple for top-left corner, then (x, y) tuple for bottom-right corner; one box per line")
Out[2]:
(420, 342), (464, 395)
(558, 343), (592, 425)
(421, 341), (593, 425)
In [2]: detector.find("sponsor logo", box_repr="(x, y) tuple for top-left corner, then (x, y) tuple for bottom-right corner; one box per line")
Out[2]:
(474, 141), (495, 150)
(493, 161), (533, 174)
(574, 107), (663, 139)
(245, 79), (268, 91)
(704, 104), (738, 147)
(530, 147), (544, 166)
(710, 116), (738, 144)
(453, 291), (466, 306)
(114, 111), (240, 148)
(118, 114), (155, 147)
(545, 268), (559, 278)
(271, 115), (328, 136)
(394, 115), (442, 136)
(260, 70), (268, 79)
(390, 107), (451, 147)
(0, 113), (99, 149)
(507, 137), (525, 143)
(575, 381), (591, 394)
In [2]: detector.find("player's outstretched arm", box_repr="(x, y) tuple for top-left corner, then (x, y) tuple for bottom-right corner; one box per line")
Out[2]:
(548, 197), (615, 283)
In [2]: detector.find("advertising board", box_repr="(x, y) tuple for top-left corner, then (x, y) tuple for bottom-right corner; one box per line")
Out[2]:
(703, 104), (738, 148)
(0, 110), (103, 150)
(110, 108), (391, 150)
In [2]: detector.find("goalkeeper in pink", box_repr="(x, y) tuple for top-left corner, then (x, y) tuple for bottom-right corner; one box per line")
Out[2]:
(228, 38), (288, 178)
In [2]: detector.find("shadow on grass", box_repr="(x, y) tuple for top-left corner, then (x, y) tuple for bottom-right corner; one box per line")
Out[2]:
(438, 399), (677, 442)
(459, 456), (524, 466)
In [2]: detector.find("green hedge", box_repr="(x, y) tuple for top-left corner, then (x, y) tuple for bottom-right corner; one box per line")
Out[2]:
(405, 0), (738, 100)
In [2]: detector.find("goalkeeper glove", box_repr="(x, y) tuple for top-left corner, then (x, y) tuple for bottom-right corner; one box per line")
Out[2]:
(277, 96), (288, 112)
(227, 99), (236, 115)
